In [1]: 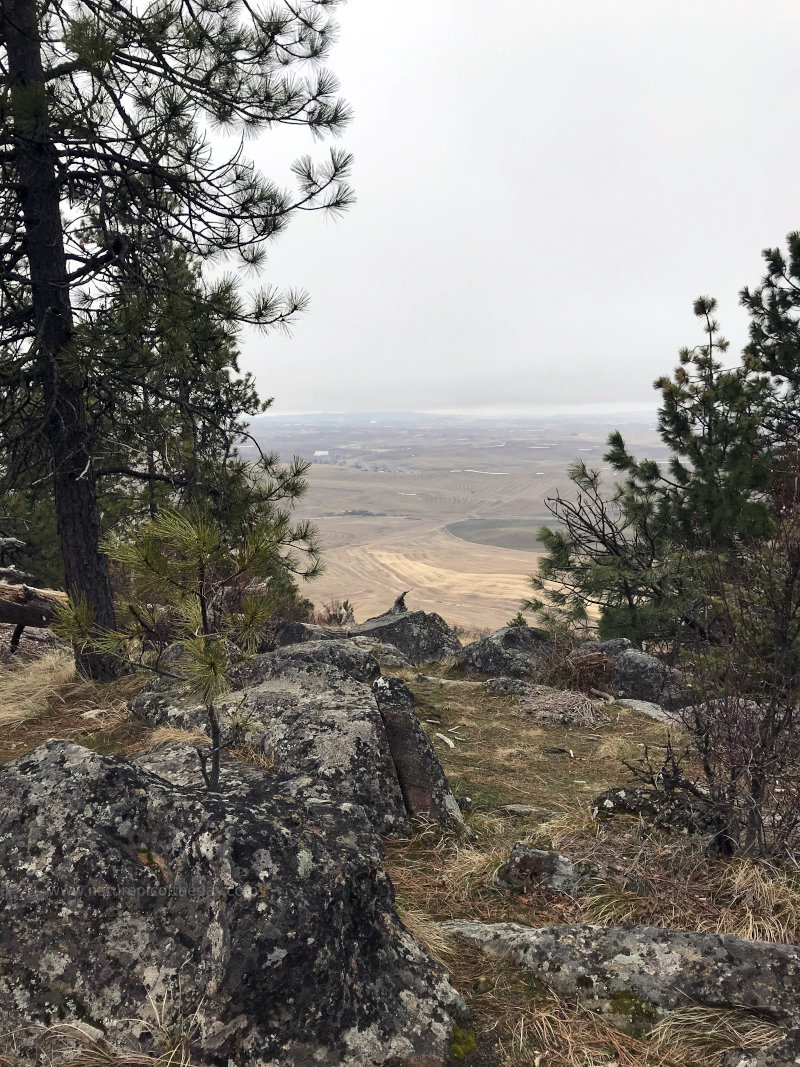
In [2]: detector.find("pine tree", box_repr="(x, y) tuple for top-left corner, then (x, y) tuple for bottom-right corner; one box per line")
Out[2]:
(526, 292), (779, 644)
(0, 0), (352, 677)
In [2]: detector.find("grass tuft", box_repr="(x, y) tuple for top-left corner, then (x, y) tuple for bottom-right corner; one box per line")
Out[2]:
(0, 650), (75, 727)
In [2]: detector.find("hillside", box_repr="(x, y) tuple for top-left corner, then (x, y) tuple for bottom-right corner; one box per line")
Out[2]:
(1, 610), (796, 1066)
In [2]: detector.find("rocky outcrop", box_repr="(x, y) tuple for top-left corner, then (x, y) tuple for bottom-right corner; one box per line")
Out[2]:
(272, 599), (455, 668)
(350, 608), (462, 666)
(0, 741), (466, 1065)
(231, 639), (381, 686)
(349, 634), (411, 668)
(372, 676), (467, 832)
(456, 626), (549, 679)
(131, 654), (410, 837)
(611, 648), (692, 710)
(497, 843), (580, 895)
(442, 921), (800, 1034)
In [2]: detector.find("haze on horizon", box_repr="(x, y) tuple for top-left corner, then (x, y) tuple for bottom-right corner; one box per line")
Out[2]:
(237, 0), (799, 416)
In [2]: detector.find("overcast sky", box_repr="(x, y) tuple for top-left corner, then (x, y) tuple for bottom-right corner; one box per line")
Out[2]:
(236, 0), (799, 416)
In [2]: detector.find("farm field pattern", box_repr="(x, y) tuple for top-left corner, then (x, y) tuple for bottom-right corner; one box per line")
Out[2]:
(251, 411), (662, 631)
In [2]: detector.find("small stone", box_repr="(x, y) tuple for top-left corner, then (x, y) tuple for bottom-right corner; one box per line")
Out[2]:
(497, 842), (580, 894)
(500, 804), (541, 817)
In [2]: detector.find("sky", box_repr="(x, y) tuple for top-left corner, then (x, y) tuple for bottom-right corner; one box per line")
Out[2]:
(234, 0), (800, 415)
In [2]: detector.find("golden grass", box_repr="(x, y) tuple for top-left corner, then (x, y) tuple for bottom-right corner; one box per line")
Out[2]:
(146, 728), (212, 749)
(0, 660), (149, 764)
(0, 650), (75, 726)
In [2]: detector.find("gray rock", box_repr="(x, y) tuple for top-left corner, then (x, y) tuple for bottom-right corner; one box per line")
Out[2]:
(577, 638), (634, 657)
(372, 676), (467, 832)
(131, 657), (410, 837)
(497, 843), (580, 894)
(591, 785), (718, 835)
(231, 640), (381, 687)
(612, 649), (692, 709)
(349, 609), (462, 666)
(132, 741), (270, 791)
(483, 676), (537, 695)
(500, 804), (543, 817)
(442, 921), (800, 1033)
(723, 1030), (800, 1066)
(457, 626), (549, 679)
(349, 635), (411, 667)
(0, 741), (466, 1065)
(272, 620), (342, 646)
(615, 697), (674, 722)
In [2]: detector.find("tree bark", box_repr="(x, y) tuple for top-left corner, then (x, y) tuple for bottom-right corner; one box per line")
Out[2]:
(2, 0), (118, 679)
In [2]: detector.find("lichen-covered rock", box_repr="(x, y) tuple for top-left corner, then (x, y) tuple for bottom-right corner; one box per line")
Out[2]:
(131, 657), (409, 837)
(132, 741), (269, 790)
(442, 921), (800, 1034)
(723, 1030), (800, 1067)
(231, 640), (381, 687)
(456, 627), (549, 679)
(349, 609), (462, 666)
(611, 649), (692, 709)
(0, 741), (466, 1065)
(591, 785), (718, 834)
(577, 638), (634, 657)
(497, 843), (580, 894)
(372, 676), (466, 832)
(349, 634), (411, 668)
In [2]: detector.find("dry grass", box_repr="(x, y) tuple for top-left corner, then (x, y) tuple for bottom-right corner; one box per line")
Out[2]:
(384, 672), (800, 1065)
(0, 657), (150, 764)
(145, 727), (212, 749)
(0, 650), (75, 726)
(441, 945), (781, 1067)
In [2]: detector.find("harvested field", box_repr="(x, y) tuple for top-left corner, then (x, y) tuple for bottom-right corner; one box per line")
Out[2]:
(263, 412), (665, 630)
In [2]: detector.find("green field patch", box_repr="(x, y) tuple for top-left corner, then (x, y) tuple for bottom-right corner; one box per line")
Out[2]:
(446, 517), (558, 552)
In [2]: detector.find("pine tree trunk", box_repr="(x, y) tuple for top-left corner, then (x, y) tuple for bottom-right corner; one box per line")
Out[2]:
(3, 0), (118, 679)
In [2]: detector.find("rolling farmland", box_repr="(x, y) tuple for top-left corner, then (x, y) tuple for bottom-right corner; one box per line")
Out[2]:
(250, 410), (662, 631)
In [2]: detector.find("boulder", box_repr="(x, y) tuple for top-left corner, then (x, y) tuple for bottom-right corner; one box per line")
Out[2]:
(615, 697), (674, 723)
(442, 921), (800, 1034)
(577, 638), (634, 657)
(611, 648), (692, 709)
(349, 634), (411, 668)
(372, 676), (467, 832)
(272, 620), (342, 646)
(131, 656), (410, 837)
(497, 843), (580, 894)
(0, 741), (466, 1065)
(591, 785), (718, 835)
(350, 609), (461, 666)
(456, 626), (549, 679)
(231, 640), (381, 686)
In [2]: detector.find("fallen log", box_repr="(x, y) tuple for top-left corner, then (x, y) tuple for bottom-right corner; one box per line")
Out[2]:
(0, 583), (68, 628)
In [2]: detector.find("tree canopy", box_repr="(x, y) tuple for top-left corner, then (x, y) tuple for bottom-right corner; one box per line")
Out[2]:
(0, 0), (352, 675)
(526, 237), (798, 647)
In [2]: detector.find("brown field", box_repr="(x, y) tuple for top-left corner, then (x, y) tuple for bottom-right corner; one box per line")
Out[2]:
(253, 411), (663, 629)
(303, 511), (540, 630)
